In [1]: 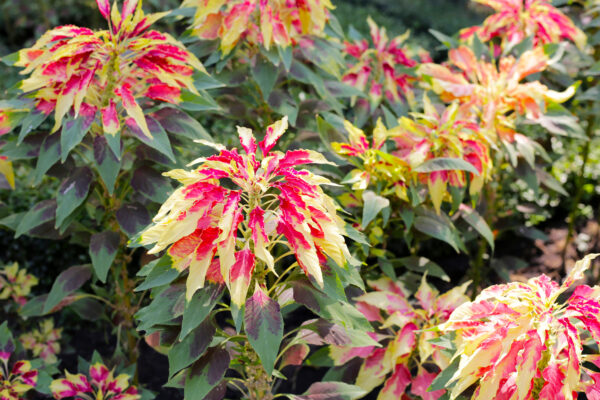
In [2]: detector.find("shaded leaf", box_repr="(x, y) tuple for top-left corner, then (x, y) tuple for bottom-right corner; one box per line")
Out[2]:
(414, 157), (479, 176)
(244, 286), (283, 375)
(459, 204), (494, 250)
(169, 319), (215, 378)
(180, 284), (224, 340)
(184, 347), (230, 400)
(55, 167), (93, 228)
(361, 191), (390, 229)
(89, 231), (121, 283)
(93, 136), (121, 195)
(116, 202), (150, 237)
(43, 265), (92, 314)
(152, 107), (211, 141)
(131, 166), (171, 203)
(15, 199), (56, 238)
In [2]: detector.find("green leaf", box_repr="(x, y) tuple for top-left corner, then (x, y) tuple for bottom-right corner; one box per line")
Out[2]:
(179, 89), (221, 112)
(244, 286), (283, 375)
(61, 113), (94, 162)
(34, 133), (61, 184)
(459, 204), (494, 251)
(361, 191), (390, 229)
(289, 382), (367, 400)
(134, 255), (179, 291)
(169, 319), (215, 378)
(324, 81), (366, 98)
(136, 284), (185, 331)
(428, 29), (458, 48)
(43, 264), (92, 314)
(184, 347), (230, 400)
(15, 199), (56, 238)
(131, 166), (172, 204)
(116, 202), (150, 238)
(414, 214), (462, 253)
(127, 116), (175, 162)
(252, 56), (279, 99)
(180, 284), (224, 340)
(152, 107), (211, 141)
(93, 136), (121, 195)
(414, 157), (479, 176)
(192, 71), (225, 91)
(18, 110), (48, 144)
(396, 256), (450, 282)
(344, 224), (370, 246)
(429, 356), (460, 393)
(293, 279), (372, 332)
(89, 231), (120, 283)
(55, 167), (93, 228)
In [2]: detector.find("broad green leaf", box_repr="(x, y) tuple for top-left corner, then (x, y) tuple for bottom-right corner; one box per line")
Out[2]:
(414, 214), (462, 253)
(134, 256), (179, 291)
(131, 166), (171, 204)
(252, 56), (279, 99)
(89, 231), (121, 283)
(459, 204), (494, 251)
(93, 136), (121, 195)
(55, 167), (93, 228)
(361, 191), (390, 229)
(414, 157), (479, 176)
(324, 81), (366, 98)
(244, 286), (283, 375)
(396, 256), (450, 282)
(429, 356), (460, 392)
(34, 133), (61, 184)
(127, 116), (175, 162)
(169, 319), (215, 378)
(184, 347), (230, 400)
(61, 113), (94, 162)
(180, 284), (224, 340)
(116, 202), (150, 237)
(152, 107), (211, 141)
(43, 264), (92, 314)
(192, 71), (225, 90)
(289, 382), (367, 400)
(15, 199), (56, 238)
(18, 110), (47, 144)
(428, 29), (458, 48)
(136, 284), (185, 331)
(293, 279), (372, 332)
(179, 89), (220, 112)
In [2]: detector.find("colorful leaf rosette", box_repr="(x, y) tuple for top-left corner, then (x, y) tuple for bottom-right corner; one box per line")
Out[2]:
(439, 254), (600, 399)
(51, 362), (139, 400)
(3, 0), (205, 141)
(0, 324), (38, 400)
(0, 263), (38, 307)
(182, 0), (334, 54)
(19, 319), (62, 365)
(419, 46), (575, 145)
(460, 0), (585, 51)
(137, 116), (351, 306)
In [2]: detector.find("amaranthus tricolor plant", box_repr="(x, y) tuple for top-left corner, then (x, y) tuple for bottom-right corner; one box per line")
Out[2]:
(438, 254), (600, 399)
(182, 0), (334, 54)
(6, 0), (205, 140)
(51, 361), (140, 400)
(329, 276), (469, 400)
(19, 319), (62, 365)
(0, 323), (38, 400)
(135, 116), (360, 399)
(419, 46), (575, 145)
(0, 263), (38, 307)
(460, 0), (585, 50)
